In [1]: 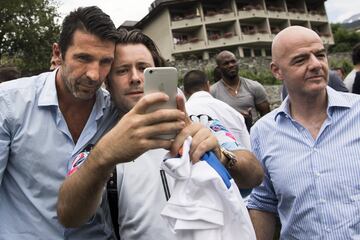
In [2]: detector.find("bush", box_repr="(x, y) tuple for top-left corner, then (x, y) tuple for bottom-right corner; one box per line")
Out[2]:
(239, 69), (281, 85)
(329, 58), (353, 75)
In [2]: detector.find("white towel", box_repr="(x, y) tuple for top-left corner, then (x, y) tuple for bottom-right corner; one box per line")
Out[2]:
(161, 137), (256, 240)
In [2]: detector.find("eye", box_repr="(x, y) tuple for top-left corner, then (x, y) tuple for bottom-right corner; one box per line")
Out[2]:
(293, 58), (305, 65)
(100, 58), (113, 66)
(115, 68), (129, 75)
(138, 64), (151, 73)
(138, 66), (147, 72)
(316, 53), (326, 59)
(76, 55), (91, 62)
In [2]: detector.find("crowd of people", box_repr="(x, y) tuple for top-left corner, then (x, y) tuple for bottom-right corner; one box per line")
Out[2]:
(1, 5), (360, 240)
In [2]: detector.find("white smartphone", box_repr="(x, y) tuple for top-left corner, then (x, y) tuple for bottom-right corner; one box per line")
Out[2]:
(144, 67), (178, 139)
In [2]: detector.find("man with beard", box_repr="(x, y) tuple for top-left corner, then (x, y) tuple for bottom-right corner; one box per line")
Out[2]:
(58, 29), (263, 240)
(0, 6), (119, 239)
(248, 26), (360, 239)
(211, 51), (270, 130)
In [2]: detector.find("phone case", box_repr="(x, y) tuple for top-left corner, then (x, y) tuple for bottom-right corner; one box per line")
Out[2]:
(144, 67), (178, 139)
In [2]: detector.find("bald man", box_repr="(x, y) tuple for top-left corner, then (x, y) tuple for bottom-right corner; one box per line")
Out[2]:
(247, 26), (360, 239)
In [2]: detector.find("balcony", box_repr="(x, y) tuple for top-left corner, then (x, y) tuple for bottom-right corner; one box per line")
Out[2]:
(287, 8), (307, 20)
(173, 38), (206, 52)
(267, 11), (287, 19)
(208, 33), (240, 47)
(242, 31), (271, 43)
(171, 14), (202, 29)
(238, 4), (267, 19)
(307, 10), (328, 22)
(204, 9), (235, 23)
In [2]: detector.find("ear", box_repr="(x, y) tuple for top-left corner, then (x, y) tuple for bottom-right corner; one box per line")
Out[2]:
(270, 62), (284, 82)
(205, 81), (210, 92)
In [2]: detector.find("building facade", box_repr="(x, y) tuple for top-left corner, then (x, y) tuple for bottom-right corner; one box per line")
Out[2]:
(125, 0), (333, 61)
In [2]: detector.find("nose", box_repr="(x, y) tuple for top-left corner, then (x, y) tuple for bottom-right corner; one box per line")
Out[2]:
(86, 62), (100, 83)
(309, 54), (322, 70)
(129, 66), (142, 85)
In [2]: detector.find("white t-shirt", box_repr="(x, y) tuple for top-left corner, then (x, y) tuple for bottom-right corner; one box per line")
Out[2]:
(116, 149), (175, 240)
(115, 118), (241, 240)
(186, 91), (251, 150)
(344, 69), (356, 92)
(161, 137), (256, 240)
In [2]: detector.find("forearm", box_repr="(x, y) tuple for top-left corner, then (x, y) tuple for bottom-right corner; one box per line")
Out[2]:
(229, 150), (264, 188)
(256, 101), (271, 116)
(57, 146), (114, 227)
(249, 209), (277, 240)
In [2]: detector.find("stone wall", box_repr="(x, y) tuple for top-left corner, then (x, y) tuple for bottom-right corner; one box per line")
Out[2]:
(169, 52), (351, 78)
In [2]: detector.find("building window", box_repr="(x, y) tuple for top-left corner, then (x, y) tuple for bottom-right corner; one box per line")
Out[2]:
(254, 48), (262, 57)
(243, 48), (252, 57)
(265, 48), (272, 56)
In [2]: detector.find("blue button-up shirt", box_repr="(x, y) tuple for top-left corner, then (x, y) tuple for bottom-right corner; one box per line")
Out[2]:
(0, 70), (117, 239)
(248, 87), (360, 239)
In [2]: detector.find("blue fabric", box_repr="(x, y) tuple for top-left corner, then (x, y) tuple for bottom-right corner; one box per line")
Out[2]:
(0, 70), (116, 239)
(202, 151), (232, 189)
(248, 87), (360, 239)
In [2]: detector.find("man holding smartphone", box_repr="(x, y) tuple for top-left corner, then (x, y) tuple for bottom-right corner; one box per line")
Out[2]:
(57, 29), (263, 239)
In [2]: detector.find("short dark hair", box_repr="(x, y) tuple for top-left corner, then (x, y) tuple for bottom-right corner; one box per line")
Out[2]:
(352, 43), (360, 65)
(116, 28), (166, 67)
(183, 70), (208, 96)
(0, 66), (21, 83)
(59, 6), (118, 58)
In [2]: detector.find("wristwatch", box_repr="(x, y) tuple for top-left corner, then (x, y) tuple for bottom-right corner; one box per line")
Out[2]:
(220, 147), (237, 170)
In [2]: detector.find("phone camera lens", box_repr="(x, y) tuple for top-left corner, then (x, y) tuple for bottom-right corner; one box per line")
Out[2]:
(149, 70), (153, 74)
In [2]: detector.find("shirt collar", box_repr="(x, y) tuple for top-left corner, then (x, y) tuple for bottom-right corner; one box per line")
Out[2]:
(38, 69), (59, 107)
(188, 91), (212, 101)
(38, 69), (109, 119)
(274, 86), (351, 121)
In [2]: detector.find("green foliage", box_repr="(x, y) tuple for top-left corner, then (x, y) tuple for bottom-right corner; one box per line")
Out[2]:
(0, 0), (60, 75)
(329, 58), (353, 75)
(328, 24), (360, 53)
(238, 69), (281, 85)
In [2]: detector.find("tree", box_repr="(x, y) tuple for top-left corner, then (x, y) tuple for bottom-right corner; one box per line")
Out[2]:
(0, 0), (60, 75)
(328, 24), (360, 53)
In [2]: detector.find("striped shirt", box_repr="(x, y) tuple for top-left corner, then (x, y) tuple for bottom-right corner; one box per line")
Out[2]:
(248, 87), (360, 239)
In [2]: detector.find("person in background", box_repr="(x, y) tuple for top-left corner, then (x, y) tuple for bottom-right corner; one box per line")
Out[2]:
(351, 70), (360, 94)
(0, 66), (21, 83)
(248, 26), (360, 239)
(0, 6), (119, 239)
(332, 67), (345, 80)
(211, 50), (270, 131)
(343, 43), (360, 92)
(183, 69), (251, 150)
(57, 29), (263, 240)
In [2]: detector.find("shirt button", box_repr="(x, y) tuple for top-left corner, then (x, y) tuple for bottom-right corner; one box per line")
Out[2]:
(325, 227), (331, 232)
(315, 172), (321, 177)
(319, 199), (326, 204)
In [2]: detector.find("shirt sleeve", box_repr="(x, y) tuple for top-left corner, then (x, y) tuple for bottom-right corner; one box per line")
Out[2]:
(247, 125), (278, 214)
(253, 82), (269, 104)
(0, 93), (12, 185)
(208, 119), (246, 151)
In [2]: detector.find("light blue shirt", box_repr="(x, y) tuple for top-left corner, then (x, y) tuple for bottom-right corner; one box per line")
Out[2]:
(248, 87), (360, 239)
(0, 70), (116, 239)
